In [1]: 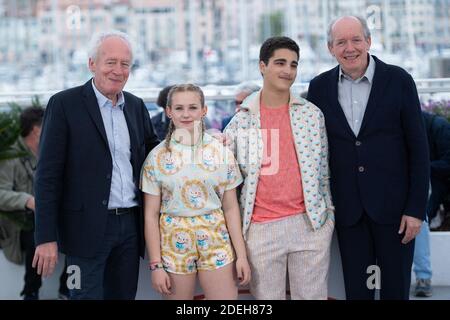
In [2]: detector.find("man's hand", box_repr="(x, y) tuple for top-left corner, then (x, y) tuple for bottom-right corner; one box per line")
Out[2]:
(32, 242), (58, 277)
(25, 196), (35, 211)
(398, 215), (423, 244)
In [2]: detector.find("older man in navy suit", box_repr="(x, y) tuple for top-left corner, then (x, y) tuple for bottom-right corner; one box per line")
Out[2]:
(32, 31), (160, 299)
(307, 16), (429, 300)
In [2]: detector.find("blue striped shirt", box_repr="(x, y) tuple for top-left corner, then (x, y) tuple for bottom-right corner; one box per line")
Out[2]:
(338, 55), (375, 136)
(92, 80), (138, 209)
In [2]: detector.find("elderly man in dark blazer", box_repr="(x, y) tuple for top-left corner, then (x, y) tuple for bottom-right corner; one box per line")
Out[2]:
(307, 16), (429, 300)
(32, 31), (159, 299)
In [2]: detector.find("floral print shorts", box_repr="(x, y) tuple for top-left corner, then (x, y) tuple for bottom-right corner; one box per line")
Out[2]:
(159, 209), (235, 274)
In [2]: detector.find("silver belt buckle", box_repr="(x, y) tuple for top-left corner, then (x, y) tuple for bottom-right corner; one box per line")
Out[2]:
(112, 208), (125, 215)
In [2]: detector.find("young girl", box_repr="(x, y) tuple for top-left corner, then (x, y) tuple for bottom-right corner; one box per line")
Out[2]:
(140, 84), (251, 300)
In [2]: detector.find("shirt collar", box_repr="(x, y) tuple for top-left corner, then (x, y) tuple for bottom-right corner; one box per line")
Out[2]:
(91, 79), (125, 109)
(240, 89), (306, 115)
(339, 54), (375, 84)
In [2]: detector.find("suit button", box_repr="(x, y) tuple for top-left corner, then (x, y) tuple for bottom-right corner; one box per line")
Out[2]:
(358, 166), (365, 172)
(355, 141), (362, 146)
(106, 174), (111, 179)
(102, 200), (108, 206)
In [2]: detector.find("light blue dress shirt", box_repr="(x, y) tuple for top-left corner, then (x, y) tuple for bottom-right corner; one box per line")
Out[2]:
(337, 55), (376, 136)
(91, 80), (138, 209)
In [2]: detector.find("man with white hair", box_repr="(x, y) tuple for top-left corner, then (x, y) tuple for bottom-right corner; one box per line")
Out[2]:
(32, 31), (160, 299)
(307, 16), (429, 300)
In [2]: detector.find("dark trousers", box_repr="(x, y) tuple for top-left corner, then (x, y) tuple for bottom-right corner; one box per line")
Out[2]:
(20, 229), (69, 296)
(336, 213), (415, 300)
(20, 229), (41, 296)
(66, 212), (140, 300)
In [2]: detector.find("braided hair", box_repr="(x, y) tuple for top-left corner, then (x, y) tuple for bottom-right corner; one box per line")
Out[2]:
(164, 84), (206, 152)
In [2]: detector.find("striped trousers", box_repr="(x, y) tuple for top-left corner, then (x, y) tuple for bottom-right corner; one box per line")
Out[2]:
(246, 213), (334, 300)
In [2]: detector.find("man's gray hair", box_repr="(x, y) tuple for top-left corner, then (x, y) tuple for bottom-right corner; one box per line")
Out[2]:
(327, 15), (371, 46)
(235, 81), (261, 95)
(88, 30), (134, 63)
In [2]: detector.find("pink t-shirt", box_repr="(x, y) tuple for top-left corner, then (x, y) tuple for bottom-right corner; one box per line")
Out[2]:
(252, 102), (306, 223)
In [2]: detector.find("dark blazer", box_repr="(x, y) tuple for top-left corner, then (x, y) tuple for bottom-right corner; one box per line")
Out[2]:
(34, 80), (160, 258)
(221, 115), (233, 132)
(423, 112), (450, 178)
(423, 112), (450, 218)
(307, 55), (429, 226)
(151, 111), (169, 141)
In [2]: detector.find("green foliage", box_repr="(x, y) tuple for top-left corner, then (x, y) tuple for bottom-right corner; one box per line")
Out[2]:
(421, 99), (450, 123)
(0, 211), (34, 231)
(31, 95), (42, 108)
(259, 11), (285, 42)
(0, 95), (42, 161)
(0, 103), (27, 162)
(0, 101), (38, 230)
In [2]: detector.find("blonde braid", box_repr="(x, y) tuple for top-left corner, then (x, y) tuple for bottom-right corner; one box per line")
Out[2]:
(165, 119), (175, 152)
(201, 117), (206, 146)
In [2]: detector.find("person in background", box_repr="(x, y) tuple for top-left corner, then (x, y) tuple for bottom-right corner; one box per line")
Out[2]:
(412, 199), (433, 297)
(152, 85), (175, 140)
(0, 106), (69, 300)
(221, 82), (260, 131)
(423, 111), (450, 228)
(413, 111), (450, 297)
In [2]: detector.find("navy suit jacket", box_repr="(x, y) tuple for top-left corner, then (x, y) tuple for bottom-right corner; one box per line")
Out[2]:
(151, 111), (169, 141)
(307, 55), (429, 226)
(34, 80), (160, 258)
